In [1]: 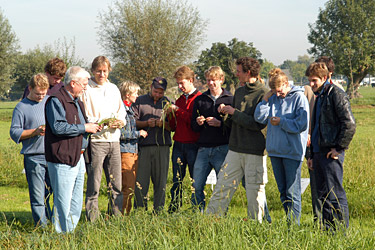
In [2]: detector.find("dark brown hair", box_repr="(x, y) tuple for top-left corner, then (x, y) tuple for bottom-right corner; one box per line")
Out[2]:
(44, 58), (66, 77)
(315, 56), (335, 74)
(305, 62), (329, 79)
(236, 57), (261, 78)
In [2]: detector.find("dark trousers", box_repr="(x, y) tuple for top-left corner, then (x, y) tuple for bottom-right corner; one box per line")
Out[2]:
(309, 168), (321, 222)
(134, 145), (170, 212)
(313, 151), (349, 230)
(168, 141), (198, 212)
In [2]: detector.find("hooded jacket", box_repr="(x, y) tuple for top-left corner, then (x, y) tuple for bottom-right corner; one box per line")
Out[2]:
(254, 85), (309, 161)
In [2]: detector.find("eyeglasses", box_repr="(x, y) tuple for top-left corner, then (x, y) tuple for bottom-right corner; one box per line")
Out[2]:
(74, 80), (87, 89)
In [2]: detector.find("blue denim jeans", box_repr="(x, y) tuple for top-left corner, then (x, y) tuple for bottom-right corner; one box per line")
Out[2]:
(169, 141), (198, 211)
(24, 154), (52, 227)
(191, 145), (228, 210)
(313, 151), (349, 230)
(270, 157), (302, 225)
(48, 155), (85, 233)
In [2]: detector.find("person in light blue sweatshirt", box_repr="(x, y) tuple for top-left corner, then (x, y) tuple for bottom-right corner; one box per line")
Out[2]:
(254, 68), (309, 225)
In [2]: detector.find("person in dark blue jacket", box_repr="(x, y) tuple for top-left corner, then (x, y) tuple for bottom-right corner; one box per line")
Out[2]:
(190, 66), (233, 212)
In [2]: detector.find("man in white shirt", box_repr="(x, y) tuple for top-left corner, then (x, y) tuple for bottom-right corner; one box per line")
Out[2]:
(81, 56), (126, 221)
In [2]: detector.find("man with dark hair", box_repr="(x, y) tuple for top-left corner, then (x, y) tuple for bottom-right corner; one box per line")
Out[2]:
(82, 56), (126, 221)
(133, 77), (172, 212)
(45, 66), (101, 233)
(206, 57), (269, 222)
(167, 66), (202, 213)
(315, 56), (344, 90)
(10, 73), (51, 227)
(306, 62), (356, 231)
(22, 58), (67, 98)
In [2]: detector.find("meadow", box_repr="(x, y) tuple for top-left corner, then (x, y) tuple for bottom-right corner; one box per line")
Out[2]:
(1, 87), (375, 249)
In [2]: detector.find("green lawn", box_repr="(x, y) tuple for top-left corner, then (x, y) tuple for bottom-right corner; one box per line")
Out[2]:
(1, 88), (375, 249)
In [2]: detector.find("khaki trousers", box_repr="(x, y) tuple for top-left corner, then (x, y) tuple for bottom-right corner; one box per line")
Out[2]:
(206, 150), (268, 222)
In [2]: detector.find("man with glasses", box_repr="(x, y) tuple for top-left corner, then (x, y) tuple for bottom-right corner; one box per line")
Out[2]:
(81, 56), (126, 221)
(45, 66), (101, 232)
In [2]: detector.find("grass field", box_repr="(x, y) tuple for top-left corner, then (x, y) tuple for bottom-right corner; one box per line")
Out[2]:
(1, 87), (375, 249)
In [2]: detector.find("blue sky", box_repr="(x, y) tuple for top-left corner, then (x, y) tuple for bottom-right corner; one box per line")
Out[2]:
(0, 0), (327, 65)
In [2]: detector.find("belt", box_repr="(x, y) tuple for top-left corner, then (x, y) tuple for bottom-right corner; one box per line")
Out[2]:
(80, 150), (85, 154)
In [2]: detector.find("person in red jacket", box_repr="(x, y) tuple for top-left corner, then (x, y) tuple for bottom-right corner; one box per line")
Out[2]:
(167, 66), (202, 213)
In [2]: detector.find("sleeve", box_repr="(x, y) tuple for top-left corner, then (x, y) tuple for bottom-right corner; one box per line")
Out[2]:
(333, 89), (356, 149)
(46, 98), (86, 137)
(9, 106), (24, 144)
(254, 99), (271, 125)
(190, 98), (203, 132)
(232, 98), (267, 131)
(121, 112), (140, 140)
(279, 94), (309, 134)
(171, 96), (193, 130)
(132, 100), (140, 120)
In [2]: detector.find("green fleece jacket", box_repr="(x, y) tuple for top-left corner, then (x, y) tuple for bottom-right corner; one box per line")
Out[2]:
(226, 81), (268, 155)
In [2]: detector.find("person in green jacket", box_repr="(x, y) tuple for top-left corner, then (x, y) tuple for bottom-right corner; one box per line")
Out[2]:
(206, 57), (269, 222)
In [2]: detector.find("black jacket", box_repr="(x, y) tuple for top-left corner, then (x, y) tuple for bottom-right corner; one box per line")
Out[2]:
(310, 83), (356, 156)
(191, 88), (233, 147)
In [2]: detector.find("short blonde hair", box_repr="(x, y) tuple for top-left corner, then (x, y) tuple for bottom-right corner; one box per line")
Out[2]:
(268, 68), (288, 89)
(204, 66), (225, 81)
(119, 81), (140, 100)
(29, 73), (49, 90)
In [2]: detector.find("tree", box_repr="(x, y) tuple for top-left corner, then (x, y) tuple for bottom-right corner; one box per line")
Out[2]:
(308, 0), (375, 98)
(0, 9), (19, 99)
(10, 38), (85, 100)
(98, 0), (207, 89)
(279, 55), (314, 84)
(195, 38), (262, 92)
(260, 59), (275, 80)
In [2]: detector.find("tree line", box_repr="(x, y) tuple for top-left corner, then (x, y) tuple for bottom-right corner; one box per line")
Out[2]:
(1, 0), (375, 100)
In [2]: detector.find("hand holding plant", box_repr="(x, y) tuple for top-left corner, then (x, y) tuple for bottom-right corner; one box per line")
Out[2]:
(196, 115), (206, 126)
(139, 130), (148, 138)
(34, 125), (46, 136)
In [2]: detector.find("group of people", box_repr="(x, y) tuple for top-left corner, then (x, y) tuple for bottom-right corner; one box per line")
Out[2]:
(10, 55), (356, 233)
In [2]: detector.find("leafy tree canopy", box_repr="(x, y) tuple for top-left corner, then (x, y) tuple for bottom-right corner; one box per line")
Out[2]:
(98, 0), (207, 89)
(308, 0), (375, 98)
(10, 38), (84, 100)
(0, 9), (19, 99)
(195, 38), (262, 91)
(259, 59), (275, 80)
(279, 55), (314, 84)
